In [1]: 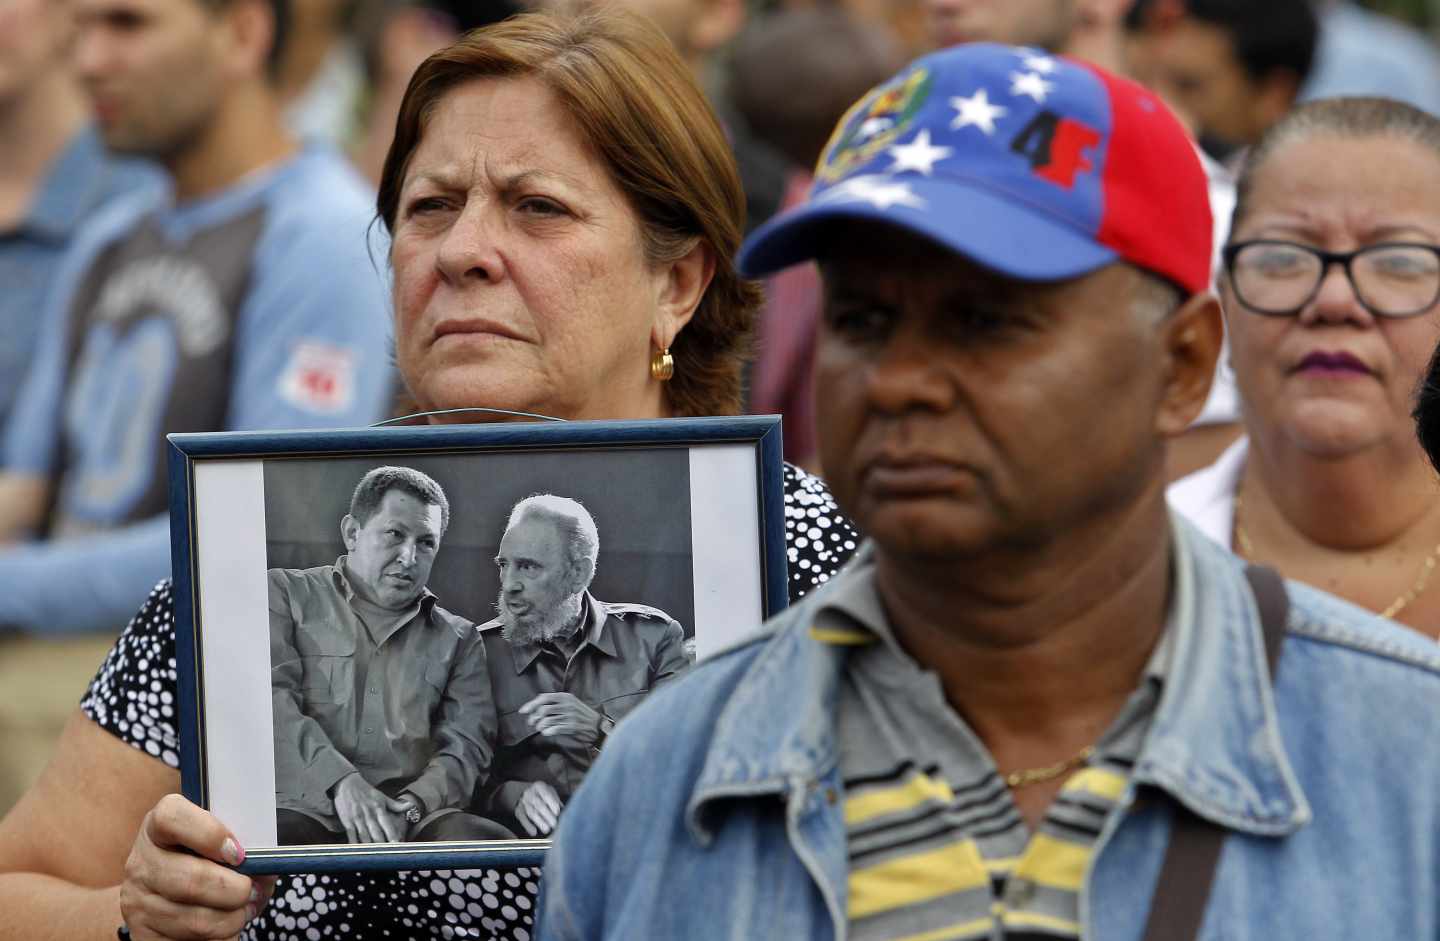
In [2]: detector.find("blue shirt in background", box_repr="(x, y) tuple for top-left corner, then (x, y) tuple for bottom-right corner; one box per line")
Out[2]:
(1302, 1), (1440, 116)
(0, 127), (160, 429)
(0, 145), (396, 634)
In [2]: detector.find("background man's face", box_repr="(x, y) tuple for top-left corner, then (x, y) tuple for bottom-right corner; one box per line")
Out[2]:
(922, 0), (1075, 52)
(814, 228), (1171, 560)
(495, 515), (581, 640)
(343, 489), (444, 610)
(0, 0), (72, 105)
(1153, 18), (1263, 150)
(74, 0), (226, 157)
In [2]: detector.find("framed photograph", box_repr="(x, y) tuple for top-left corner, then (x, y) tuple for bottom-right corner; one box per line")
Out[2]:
(167, 416), (786, 874)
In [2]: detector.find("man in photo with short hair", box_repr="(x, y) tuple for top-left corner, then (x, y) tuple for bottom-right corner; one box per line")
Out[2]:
(478, 494), (688, 837)
(270, 465), (508, 845)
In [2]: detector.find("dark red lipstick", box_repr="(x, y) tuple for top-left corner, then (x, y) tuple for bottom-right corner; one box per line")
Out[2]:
(1296, 351), (1370, 376)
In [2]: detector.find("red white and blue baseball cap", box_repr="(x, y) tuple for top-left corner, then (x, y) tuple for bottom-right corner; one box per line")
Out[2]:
(737, 43), (1213, 296)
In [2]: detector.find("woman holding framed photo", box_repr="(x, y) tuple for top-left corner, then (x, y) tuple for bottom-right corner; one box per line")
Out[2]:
(0, 10), (858, 940)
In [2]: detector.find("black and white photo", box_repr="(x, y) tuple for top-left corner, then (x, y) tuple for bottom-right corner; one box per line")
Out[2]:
(168, 417), (783, 872)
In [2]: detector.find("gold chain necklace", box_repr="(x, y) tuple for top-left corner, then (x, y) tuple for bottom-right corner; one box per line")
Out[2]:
(1003, 745), (1095, 790)
(1234, 492), (1440, 621)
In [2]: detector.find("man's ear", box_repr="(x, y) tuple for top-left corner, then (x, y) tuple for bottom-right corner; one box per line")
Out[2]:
(568, 556), (596, 596)
(341, 515), (360, 552)
(217, 0), (278, 83)
(1156, 291), (1224, 437)
(651, 239), (715, 354)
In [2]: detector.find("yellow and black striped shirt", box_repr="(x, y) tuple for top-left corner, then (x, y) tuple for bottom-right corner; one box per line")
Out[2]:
(814, 547), (1182, 941)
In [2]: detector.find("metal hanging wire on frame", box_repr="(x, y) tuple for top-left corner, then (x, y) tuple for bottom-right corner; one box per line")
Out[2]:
(370, 407), (567, 427)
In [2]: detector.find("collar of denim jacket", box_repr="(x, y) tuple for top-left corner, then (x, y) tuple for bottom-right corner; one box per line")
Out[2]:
(1127, 514), (1309, 837)
(686, 515), (1312, 844)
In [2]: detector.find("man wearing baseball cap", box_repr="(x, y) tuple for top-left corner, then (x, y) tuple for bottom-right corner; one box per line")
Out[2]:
(537, 45), (1440, 940)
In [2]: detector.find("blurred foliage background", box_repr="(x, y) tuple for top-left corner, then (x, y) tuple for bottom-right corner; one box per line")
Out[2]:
(1360, 0), (1433, 28)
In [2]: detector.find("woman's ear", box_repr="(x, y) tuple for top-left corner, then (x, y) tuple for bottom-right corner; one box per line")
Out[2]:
(1156, 291), (1225, 437)
(652, 240), (716, 351)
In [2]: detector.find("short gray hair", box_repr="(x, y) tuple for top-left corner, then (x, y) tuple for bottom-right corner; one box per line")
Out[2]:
(506, 494), (600, 584)
(1233, 96), (1440, 232)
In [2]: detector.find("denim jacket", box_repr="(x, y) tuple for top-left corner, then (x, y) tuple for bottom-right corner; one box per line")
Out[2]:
(539, 518), (1440, 940)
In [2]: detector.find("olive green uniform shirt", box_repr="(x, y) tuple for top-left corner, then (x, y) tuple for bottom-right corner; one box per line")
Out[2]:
(269, 558), (496, 830)
(477, 593), (688, 828)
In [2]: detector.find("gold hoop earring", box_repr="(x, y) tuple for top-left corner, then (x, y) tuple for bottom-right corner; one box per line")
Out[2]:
(650, 346), (674, 381)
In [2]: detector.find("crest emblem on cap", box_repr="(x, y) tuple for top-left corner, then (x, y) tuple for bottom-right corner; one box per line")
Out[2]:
(817, 68), (933, 183)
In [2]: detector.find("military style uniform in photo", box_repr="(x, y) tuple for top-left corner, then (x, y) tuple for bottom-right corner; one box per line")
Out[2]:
(475, 594), (688, 835)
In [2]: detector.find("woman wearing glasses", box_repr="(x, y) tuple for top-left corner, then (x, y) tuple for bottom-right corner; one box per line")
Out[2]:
(1170, 96), (1440, 637)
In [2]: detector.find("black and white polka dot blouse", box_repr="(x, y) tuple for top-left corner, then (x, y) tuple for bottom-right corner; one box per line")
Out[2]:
(81, 462), (858, 941)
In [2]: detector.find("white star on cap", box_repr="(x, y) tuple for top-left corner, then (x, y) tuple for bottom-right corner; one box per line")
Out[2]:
(1020, 52), (1058, 74)
(887, 129), (954, 176)
(1011, 70), (1055, 103)
(819, 175), (927, 211)
(950, 88), (1008, 135)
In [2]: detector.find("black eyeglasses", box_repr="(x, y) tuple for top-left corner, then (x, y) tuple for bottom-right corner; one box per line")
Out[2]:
(1221, 240), (1440, 318)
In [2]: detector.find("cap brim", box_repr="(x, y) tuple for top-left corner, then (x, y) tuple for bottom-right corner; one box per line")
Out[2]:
(738, 177), (1118, 282)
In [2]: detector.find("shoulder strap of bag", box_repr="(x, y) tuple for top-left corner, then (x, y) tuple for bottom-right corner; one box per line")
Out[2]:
(1138, 564), (1287, 941)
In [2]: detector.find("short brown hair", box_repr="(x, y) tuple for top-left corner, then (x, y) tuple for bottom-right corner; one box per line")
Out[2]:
(377, 10), (761, 417)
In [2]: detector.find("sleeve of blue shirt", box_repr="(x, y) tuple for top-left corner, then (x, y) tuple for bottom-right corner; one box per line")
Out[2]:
(0, 162), (395, 634)
(224, 186), (394, 432)
(0, 516), (171, 633)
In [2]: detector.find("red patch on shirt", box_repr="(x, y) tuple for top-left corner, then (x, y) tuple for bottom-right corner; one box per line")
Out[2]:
(280, 342), (356, 414)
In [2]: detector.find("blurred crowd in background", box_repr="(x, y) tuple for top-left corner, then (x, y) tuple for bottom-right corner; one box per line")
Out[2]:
(3, 0), (1440, 814)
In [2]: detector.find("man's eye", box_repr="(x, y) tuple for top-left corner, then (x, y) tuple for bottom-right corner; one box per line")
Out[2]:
(1169, 73), (1205, 96)
(97, 10), (146, 30)
(826, 305), (892, 336)
(952, 307), (1011, 332)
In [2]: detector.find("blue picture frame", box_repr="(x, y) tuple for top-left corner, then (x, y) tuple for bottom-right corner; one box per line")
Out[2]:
(167, 415), (786, 874)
